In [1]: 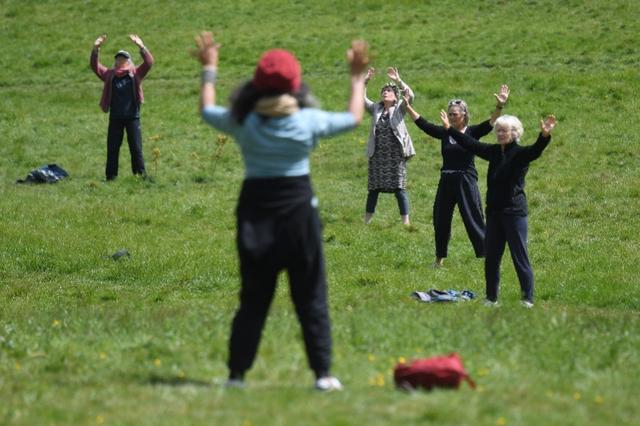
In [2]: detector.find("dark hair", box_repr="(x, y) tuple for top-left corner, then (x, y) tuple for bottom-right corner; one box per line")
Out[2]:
(230, 80), (318, 124)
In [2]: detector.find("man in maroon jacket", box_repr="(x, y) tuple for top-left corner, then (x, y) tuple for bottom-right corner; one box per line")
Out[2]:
(90, 34), (154, 181)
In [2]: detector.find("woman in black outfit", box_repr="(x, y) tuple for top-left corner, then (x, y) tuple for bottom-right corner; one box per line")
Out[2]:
(404, 85), (509, 267)
(439, 112), (557, 307)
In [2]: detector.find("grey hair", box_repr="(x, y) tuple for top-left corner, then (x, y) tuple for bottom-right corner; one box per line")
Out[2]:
(377, 83), (400, 107)
(494, 115), (524, 142)
(448, 99), (470, 125)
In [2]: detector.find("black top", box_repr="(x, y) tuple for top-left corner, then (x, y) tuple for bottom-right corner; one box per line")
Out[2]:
(413, 118), (493, 179)
(110, 75), (139, 119)
(447, 127), (551, 216)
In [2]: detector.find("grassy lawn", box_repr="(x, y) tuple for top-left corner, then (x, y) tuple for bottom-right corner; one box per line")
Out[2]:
(1, 1), (639, 425)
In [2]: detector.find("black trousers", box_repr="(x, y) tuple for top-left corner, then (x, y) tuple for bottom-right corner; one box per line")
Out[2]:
(106, 118), (145, 179)
(433, 172), (485, 258)
(485, 214), (534, 302)
(228, 176), (332, 379)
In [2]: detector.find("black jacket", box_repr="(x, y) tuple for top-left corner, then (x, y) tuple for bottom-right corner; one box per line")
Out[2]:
(413, 118), (493, 179)
(447, 127), (551, 216)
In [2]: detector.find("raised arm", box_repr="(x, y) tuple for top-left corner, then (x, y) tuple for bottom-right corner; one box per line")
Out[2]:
(403, 93), (420, 121)
(130, 34), (154, 78)
(193, 31), (220, 112)
(90, 34), (109, 80)
(441, 110), (494, 160)
(517, 115), (556, 163)
(346, 41), (369, 124)
(402, 93), (446, 139)
(363, 67), (376, 112)
(489, 84), (509, 126)
(388, 67), (414, 108)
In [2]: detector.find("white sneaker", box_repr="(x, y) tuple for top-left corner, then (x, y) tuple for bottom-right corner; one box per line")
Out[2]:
(224, 378), (245, 389)
(315, 376), (343, 392)
(483, 299), (499, 307)
(521, 300), (534, 308)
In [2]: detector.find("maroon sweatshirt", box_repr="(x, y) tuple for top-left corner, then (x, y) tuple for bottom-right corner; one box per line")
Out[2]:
(90, 47), (154, 113)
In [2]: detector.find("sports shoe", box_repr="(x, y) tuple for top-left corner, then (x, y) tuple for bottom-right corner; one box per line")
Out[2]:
(483, 299), (499, 307)
(521, 300), (534, 308)
(315, 376), (343, 392)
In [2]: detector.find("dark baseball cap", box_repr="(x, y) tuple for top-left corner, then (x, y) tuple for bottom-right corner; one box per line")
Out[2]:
(114, 50), (131, 59)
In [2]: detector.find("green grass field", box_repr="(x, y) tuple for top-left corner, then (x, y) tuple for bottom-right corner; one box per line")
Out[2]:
(1, 0), (639, 424)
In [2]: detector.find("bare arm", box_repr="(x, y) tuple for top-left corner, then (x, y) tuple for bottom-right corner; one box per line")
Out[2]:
(192, 32), (221, 112)
(489, 84), (509, 126)
(346, 40), (369, 124)
(388, 67), (414, 108)
(363, 67), (376, 112)
(403, 92), (420, 121)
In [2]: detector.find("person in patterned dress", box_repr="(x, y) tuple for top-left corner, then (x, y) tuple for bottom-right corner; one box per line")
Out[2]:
(363, 67), (415, 225)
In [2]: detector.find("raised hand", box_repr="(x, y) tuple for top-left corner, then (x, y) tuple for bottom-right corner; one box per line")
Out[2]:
(386, 67), (400, 82)
(364, 67), (375, 83)
(129, 34), (145, 49)
(192, 31), (221, 67)
(440, 110), (451, 129)
(540, 114), (557, 136)
(347, 40), (369, 75)
(494, 84), (509, 106)
(94, 34), (107, 48)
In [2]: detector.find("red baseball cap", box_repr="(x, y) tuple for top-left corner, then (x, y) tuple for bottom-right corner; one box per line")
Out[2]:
(252, 49), (301, 93)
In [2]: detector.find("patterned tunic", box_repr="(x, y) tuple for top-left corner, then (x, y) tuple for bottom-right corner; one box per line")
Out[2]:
(368, 111), (407, 191)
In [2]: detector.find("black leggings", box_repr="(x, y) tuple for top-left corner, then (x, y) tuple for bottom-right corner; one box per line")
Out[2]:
(365, 189), (409, 215)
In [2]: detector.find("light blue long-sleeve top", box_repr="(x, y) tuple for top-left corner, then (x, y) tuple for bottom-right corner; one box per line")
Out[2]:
(202, 105), (357, 178)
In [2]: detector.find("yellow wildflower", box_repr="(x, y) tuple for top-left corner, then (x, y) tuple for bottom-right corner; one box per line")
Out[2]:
(477, 368), (490, 377)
